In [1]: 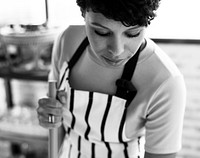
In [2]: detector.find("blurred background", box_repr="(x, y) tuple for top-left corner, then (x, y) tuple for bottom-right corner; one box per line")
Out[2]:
(0, 0), (199, 158)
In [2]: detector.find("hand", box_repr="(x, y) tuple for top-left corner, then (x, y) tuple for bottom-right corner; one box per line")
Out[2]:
(37, 90), (67, 129)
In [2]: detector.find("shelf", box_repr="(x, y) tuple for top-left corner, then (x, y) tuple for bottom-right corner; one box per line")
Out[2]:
(0, 25), (60, 46)
(0, 68), (48, 81)
(0, 121), (48, 141)
(0, 18), (57, 158)
(0, 130), (48, 158)
(0, 105), (48, 143)
(0, 130), (48, 144)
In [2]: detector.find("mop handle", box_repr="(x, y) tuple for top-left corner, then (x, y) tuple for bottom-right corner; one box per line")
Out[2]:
(48, 81), (58, 158)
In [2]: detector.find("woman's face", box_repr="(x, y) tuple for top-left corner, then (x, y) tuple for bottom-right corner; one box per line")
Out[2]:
(85, 11), (146, 68)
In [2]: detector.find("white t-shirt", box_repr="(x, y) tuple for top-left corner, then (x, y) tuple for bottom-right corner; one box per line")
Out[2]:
(49, 25), (186, 155)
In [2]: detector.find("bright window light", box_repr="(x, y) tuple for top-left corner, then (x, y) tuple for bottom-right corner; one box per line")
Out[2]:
(0, 0), (199, 39)
(0, 0), (46, 25)
(147, 0), (200, 39)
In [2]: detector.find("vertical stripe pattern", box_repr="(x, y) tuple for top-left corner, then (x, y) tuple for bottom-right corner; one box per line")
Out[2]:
(67, 89), (75, 135)
(84, 92), (93, 140)
(78, 136), (81, 158)
(101, 95), (112, 157)
(57, 37), (143, 157)
(101, 95), (112, 141)
(58, 63), (142, 158)
(60, 88), (143, 158)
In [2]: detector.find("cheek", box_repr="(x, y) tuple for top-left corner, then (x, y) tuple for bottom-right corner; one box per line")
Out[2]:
(87, 33), (107, 53)
(85, 25), (108, 52)
(91, 39), (105, 52)
(126, 38), (145, 55)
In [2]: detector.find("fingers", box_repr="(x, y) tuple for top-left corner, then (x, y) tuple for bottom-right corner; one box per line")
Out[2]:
(38, 98), (62, 108)
(37, 98), (63, 129)
(37, 113), (63, 129)
(37, 105), (62, 119)
(37, 90), (67, 129)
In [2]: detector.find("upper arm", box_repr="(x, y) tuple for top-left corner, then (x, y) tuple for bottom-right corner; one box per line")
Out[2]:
(48, 28), (66, 81)
(145, 75), (186, 154)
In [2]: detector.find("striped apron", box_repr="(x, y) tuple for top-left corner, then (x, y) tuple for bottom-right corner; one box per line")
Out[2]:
(58, 38), (145, 158)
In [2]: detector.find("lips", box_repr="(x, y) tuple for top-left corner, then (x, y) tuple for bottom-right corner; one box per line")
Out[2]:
(102, 56), (125, 66)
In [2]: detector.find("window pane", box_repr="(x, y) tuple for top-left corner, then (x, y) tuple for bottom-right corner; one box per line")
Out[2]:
(48, 0), (83, 26)
(147, 0), (200, 39)
(0, 0), (46, 25)
(0, 0), (199, 39)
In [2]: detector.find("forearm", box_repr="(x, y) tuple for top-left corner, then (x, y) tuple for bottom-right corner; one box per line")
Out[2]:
(144, 152), (176, 158)
(58, 125), (66, 149)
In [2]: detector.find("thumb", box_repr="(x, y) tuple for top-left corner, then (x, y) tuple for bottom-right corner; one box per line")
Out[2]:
(57, 90), (67, 104)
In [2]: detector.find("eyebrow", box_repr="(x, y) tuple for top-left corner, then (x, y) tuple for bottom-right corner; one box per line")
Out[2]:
(127, 26), (140, 31)
(91, 22), (109, 29)
(91, 22), (141, 30)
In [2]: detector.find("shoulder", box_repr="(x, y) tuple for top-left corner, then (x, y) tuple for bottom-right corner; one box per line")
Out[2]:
(49, 25), (86, 80)
(135, 38), (183, 90)
(57, 25), (86, 60)
(61, 25), (86, 42)
(136, 38), (186, 107)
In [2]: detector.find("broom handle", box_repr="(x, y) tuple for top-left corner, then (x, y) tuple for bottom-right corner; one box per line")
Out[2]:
(48, 81), (58, 158)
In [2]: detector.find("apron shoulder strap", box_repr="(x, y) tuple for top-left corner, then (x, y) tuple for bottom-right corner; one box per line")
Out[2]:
(115, 40), (147, 104)
(68, 37), (89, 69)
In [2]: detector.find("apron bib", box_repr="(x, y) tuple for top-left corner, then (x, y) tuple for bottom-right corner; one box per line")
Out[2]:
(58, 37), (146, 158)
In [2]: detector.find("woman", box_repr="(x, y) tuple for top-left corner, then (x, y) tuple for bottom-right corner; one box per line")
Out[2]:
(37, 0), (186, 157)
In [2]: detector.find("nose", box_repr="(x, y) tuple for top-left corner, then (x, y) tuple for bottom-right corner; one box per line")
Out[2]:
(108, 37), (124, 57)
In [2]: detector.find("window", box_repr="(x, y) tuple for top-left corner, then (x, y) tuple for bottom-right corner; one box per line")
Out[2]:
(147, 0), (200, 39)
(0, 0), (82, 27)
(0, 0), (199, 39)
(0, 0), (46, 25)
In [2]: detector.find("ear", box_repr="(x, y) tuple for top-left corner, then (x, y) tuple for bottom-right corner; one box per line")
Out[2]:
(81, 8), (86, 17)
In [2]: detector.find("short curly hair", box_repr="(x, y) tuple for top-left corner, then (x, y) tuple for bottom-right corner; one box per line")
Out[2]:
(76, 0), (161, 26)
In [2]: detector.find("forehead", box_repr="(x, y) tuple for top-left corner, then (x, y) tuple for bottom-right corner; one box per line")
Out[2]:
(85, 11), (116, 24)
(85, 11), (140, 30)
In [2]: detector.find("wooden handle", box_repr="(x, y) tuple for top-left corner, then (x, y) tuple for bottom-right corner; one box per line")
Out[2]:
(48, 81), (58, 158)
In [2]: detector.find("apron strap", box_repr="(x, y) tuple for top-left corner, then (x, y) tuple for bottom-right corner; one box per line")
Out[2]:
(67, 37), (147, 104)
(115, 40), (147, 104)
(68, 37), (89, 69)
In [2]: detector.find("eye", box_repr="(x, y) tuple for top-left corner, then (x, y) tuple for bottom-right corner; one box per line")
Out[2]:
(125, 32), (140, 38)
(94, 30), (111, 37)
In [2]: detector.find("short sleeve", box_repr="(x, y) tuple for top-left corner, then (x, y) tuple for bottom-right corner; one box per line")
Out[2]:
(48, 30), (64, 81)
(145, 75), (186, 154)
